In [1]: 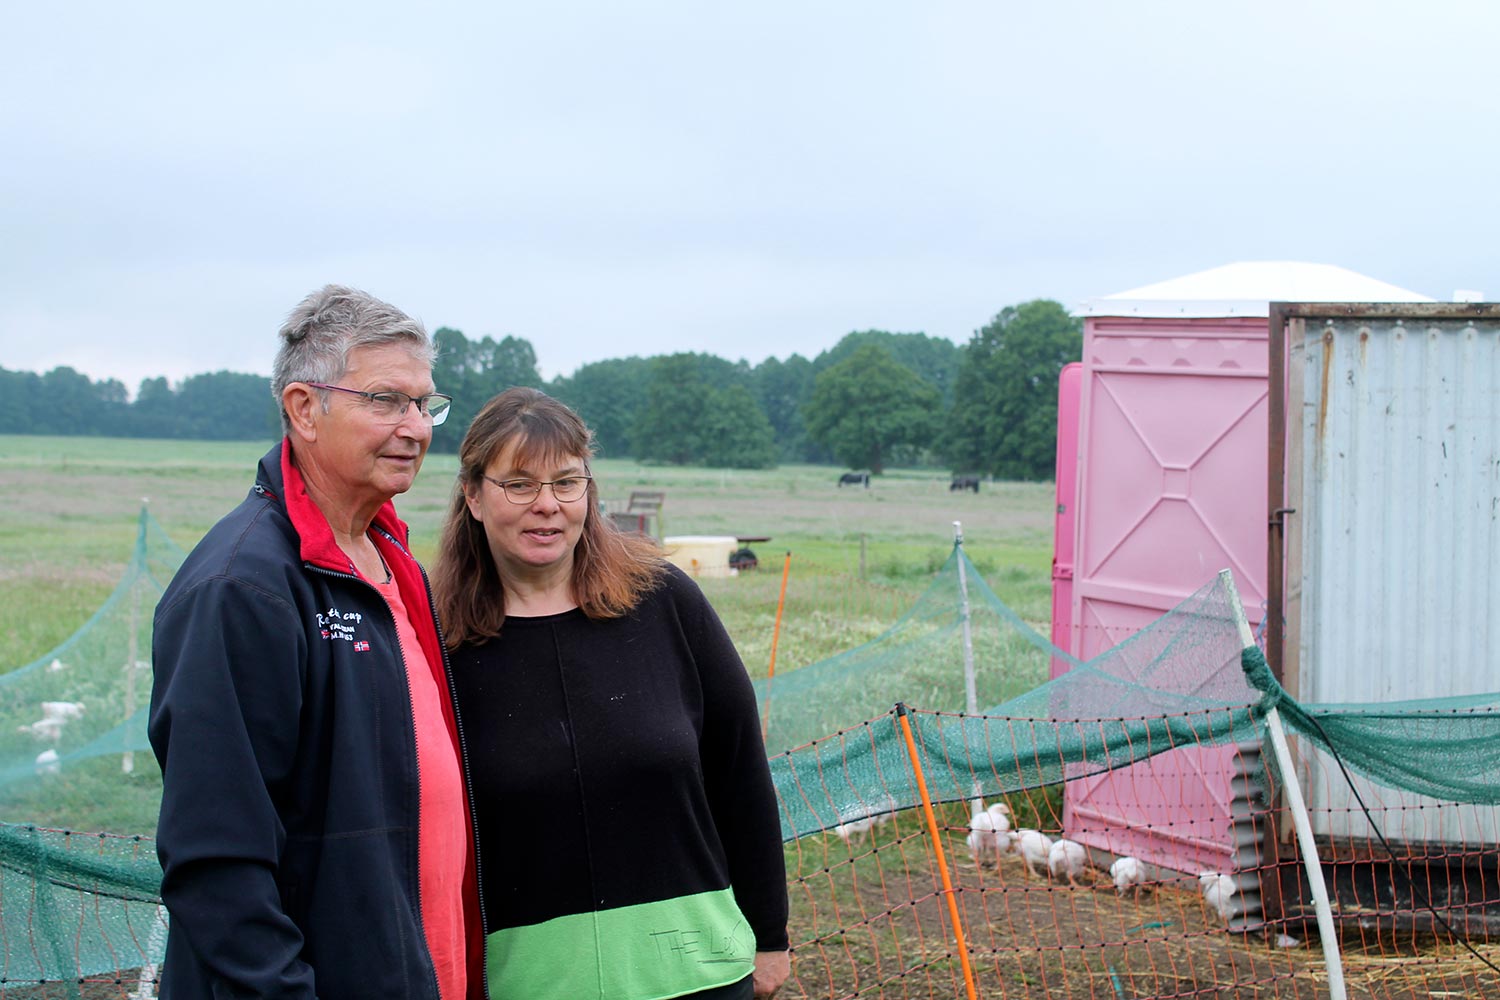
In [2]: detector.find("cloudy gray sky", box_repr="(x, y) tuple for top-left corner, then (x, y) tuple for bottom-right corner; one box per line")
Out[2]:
(3, 1), (1496, 390)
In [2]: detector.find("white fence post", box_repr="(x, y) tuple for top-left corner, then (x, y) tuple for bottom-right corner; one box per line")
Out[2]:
(1222, 569), (1345, 1000)
(953, 521), (977, 716)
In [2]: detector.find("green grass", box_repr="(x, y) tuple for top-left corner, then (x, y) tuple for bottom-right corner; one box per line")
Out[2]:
(0, 435), (1058, 673)
(0, 435), (1058, 834)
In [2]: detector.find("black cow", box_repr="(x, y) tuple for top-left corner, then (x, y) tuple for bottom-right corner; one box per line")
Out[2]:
(950, 475), (981, 493)
(838, 472), (870, 488)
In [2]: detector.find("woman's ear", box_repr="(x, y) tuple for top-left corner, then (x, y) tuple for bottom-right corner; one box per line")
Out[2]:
(463, 480), (484, 522)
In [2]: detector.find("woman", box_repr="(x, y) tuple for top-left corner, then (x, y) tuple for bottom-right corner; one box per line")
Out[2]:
(434, 387), (790, 1000)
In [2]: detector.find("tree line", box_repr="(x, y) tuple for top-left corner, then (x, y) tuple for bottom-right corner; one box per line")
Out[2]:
(0, 299), (1079, 480)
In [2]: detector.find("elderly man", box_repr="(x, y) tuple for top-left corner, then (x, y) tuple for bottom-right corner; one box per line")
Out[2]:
(149, 286), (479, 1000)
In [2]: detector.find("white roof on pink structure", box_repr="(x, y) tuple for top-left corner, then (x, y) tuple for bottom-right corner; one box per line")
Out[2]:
(1077, 261), (1433, 318)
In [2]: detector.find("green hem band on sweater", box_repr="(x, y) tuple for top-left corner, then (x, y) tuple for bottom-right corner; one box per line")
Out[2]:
(484, 887), (756, 999)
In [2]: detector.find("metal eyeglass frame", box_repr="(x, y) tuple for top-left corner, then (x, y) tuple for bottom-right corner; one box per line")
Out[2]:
(304, 382), (453, 426)
(482, 474), (594, 504)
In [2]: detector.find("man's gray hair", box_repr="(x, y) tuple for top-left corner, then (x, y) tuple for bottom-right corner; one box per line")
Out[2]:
(271, 285), (435, 434)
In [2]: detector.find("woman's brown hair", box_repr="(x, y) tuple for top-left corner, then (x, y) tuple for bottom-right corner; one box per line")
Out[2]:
(432, 387), (665, 648)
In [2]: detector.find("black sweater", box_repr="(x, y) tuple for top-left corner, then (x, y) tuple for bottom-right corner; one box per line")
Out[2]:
(449, 565), (787, 999)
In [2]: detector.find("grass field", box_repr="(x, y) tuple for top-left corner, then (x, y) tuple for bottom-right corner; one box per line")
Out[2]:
(0, 434), (1058, 677)
(6, 438), (1495, 1000)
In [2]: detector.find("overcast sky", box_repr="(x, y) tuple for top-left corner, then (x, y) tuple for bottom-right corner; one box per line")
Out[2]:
(3, 1), (1496, 391)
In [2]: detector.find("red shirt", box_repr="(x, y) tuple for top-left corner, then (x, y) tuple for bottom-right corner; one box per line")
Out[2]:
(375, 572), (468, 1000)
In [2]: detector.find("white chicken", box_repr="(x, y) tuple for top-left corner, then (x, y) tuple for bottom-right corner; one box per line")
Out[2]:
(18, 701), (85, 743)
(1110, 856), (1146, 898)
(965, 800), (1012, 868)
(40, 701), (85, 722)
(1199, 871), (1237, 923)
(34, 748), (61, 775)
(832, 793), (896, 847)
(1014, 829), (1054, 878)
(18, 718), (64, 742)
(833, 803), (876, 845)
(1047, 838), (1090, 887)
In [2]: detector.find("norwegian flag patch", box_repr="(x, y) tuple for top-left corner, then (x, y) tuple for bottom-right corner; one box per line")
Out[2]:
(354, 641), (371, 652)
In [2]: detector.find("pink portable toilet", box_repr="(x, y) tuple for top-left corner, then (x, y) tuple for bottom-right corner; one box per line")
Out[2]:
(1050, 363), (1081, 681)
(1057, 262), (1431, 874)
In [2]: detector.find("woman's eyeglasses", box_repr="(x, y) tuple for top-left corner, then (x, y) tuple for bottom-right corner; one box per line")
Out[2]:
(482, 475), (593, 504)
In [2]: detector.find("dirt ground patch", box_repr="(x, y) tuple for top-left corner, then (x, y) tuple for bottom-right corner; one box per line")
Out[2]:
(784, 818), (1499, 999)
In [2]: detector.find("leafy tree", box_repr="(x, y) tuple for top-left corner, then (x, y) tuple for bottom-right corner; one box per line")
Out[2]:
(175, 371), (280, 440)
(625, 354), (774, 466)
(95, 378), (128, 405)
(132, 377), (177, 438)
(549, 357), (653, 459)
(431, 326), (480, 449)
(752, 354), (823, 462)
(699, 385), (778, 469)
(945, 299), (1081, 480)
(5, 366), (276, 439)
(628, 353), (767, 465)
(432, 326), (477, 387)
(802, 344), (940, 474)
(683, 353), (753, 392)
(431, 327), (543, 451)
(477, 335), (542, 391)
(631, 354), (712, 464)
(0, 368), (41, 433)
(95, 377), (131, 437)
(815, 331), (962, 406)
(39, 367), (105, 435)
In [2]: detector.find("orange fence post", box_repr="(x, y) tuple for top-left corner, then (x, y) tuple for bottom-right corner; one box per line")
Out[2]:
(761, 551), (792, 741)
(895, 703), (979, 1000)
(768, 551), (791, 680)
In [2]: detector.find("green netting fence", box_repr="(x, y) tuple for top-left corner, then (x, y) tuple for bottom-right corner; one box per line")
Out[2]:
(770, 568), (1270, 842)
(1, 507), (180, 997)
(2, 514), (1497, 997)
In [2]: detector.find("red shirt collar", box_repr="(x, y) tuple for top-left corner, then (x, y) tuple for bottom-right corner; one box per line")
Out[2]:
(278, 438), (409, 573)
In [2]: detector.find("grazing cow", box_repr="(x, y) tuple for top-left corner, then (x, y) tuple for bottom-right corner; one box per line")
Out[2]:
(950, 475), (980, 492)
(838, 472), (870, 488)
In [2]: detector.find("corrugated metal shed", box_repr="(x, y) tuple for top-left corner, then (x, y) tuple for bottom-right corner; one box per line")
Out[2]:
(1059, 264), (1448, 872)
(1278, 305), (1500, 842)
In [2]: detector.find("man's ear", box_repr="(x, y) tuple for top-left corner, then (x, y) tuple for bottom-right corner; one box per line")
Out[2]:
(282, 383), (320, 443)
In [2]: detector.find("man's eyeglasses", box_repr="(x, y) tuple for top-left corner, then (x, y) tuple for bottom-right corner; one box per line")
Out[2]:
(305, 383), (453, 426)
(482, 474), (593, 504)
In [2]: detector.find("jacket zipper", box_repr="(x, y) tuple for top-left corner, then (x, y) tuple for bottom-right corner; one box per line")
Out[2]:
(270, 476), (477, 1000)
(304, 559), (443, 1000)
(373, 526), (487, 1000)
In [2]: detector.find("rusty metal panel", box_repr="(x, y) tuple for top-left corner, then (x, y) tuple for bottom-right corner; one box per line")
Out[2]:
(1285, 308), (1500, 842)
